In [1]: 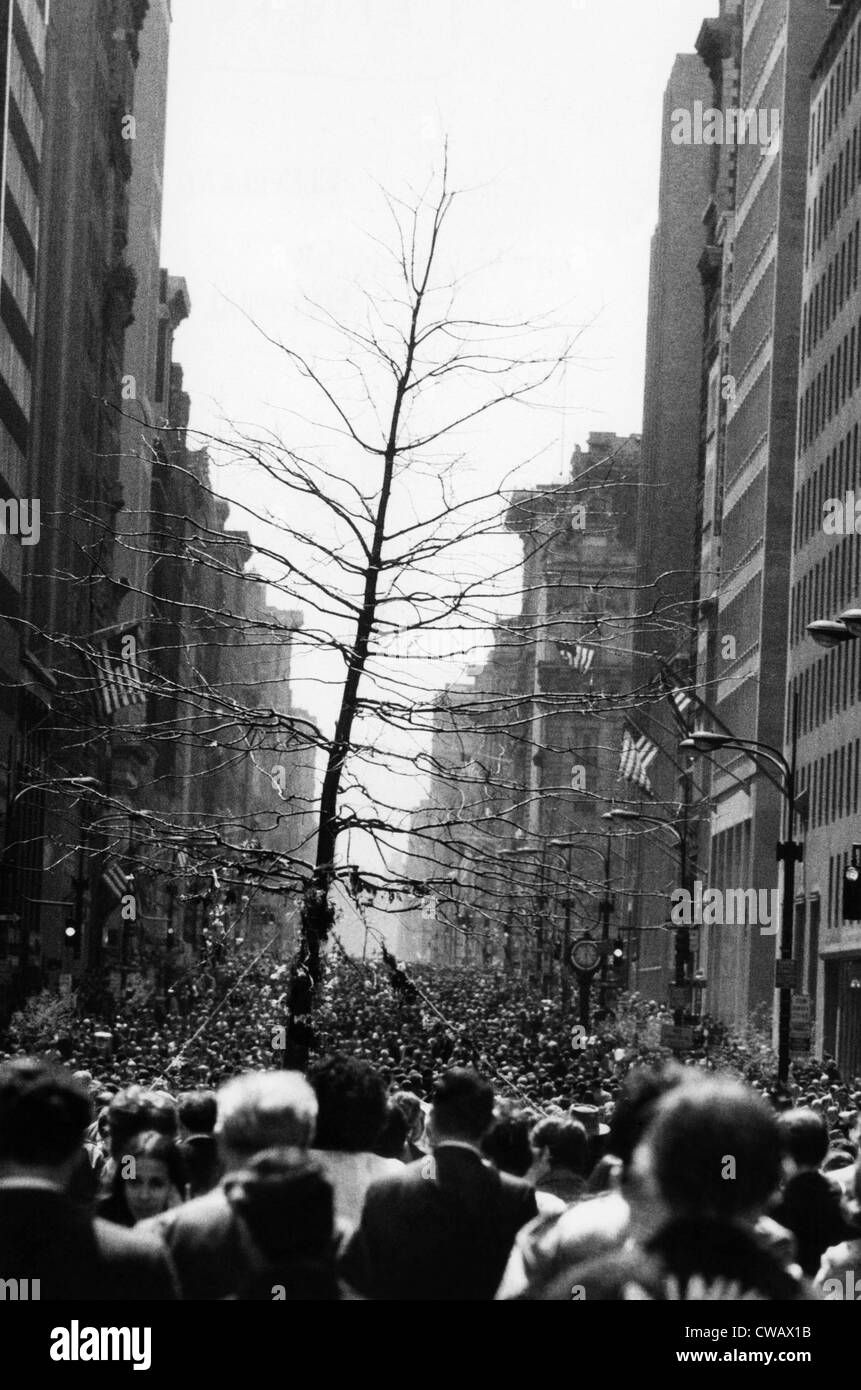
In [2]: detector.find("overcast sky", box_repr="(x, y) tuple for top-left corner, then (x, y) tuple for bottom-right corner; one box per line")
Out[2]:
(158, 0), (719, 888)
(162, 0), (717, 462)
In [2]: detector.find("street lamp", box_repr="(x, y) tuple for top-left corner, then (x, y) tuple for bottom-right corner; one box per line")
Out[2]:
(678, 698), (801, 1086)
(807, 607), (861, 647)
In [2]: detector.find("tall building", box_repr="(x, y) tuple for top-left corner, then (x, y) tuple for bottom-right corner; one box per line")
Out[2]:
(0, 0), (47, 989)
(689, 3), (746, 1027)
(116, 0), (171, 623)
(633, 52), (712, 1005)
(0, 0), (148, 1010)
(406, 435), (642, 997)
(0, 3), (318, 1014)
(689, 0), (836, 1031)
(402, 633), (525, 973)
(788, 0), (861, 1075)
(0, 0), (45, 616)
(506, 433), (642, 999)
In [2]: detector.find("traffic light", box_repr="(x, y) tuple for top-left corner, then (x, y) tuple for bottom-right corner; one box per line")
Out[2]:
(608, 937), (629, 989)
(843, 852), (861, 920)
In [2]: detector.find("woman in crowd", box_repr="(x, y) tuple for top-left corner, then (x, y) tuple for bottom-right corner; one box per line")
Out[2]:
(97, 1129), (185, 1227)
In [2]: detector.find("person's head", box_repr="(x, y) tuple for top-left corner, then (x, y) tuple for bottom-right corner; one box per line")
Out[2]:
(822, 1140), (856, 1173)
(428, 1069), (495, 1145)
(146, 1091), (179, 1139)
(0, 1059), (91, 1184)
(112, 1130), (185, 1223)
(605, 1063), (687, 1180)
(530, 1117), (588, 1176)
(637, 1077), (782, 1229)
(178, 1090), (217, 1138)
(373, 1100), (409, 1159)
(225, 1148), (337, 1298)
(482, 1110), (533, 1177)
(215, 1072), (317, 1171)
(106, 1085), (176, 1157)
(778, 1107), (830, 1173)
(391, 1090), (424, 1145)
(307, 1056), (387, 1153)
(225, 1147), (334, 1258)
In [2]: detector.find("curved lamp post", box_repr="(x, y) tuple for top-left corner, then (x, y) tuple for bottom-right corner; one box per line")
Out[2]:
(678, 698), (800, 1086)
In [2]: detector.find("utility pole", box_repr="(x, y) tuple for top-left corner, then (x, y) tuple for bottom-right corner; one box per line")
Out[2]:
(561, 843), (572, 1013)
(598, 830), (614, 995)
(776, 691), (801, 1087)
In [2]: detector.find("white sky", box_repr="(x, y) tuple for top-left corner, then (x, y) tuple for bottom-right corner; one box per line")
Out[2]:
(158, 0), (719, 881)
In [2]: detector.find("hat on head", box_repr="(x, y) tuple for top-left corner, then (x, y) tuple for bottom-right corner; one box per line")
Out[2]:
(569, 1103), (610, 1138)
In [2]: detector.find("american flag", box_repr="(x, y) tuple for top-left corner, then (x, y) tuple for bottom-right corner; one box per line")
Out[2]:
(661, 666), (694, 730)
(101, 856), (131, 902)
(556, 640), (594, 673)
(88, 625), (147, 717)
(618, 726), (658, 793)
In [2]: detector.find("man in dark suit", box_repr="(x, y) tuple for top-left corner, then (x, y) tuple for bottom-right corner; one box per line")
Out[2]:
(771, 1107), (854, 1276)
(0, 1059), (177, 1300)
(341, 1068), (538, 1299)
(139, 1069), (318, 1298)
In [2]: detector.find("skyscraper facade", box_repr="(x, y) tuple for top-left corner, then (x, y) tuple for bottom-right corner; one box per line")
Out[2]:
(696, 0), (834, 1029)
(788, 0), (861, 1075)
(0, 0), (47, 972)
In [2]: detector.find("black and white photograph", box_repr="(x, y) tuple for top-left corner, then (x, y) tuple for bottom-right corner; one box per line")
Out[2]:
(0, 0), (858, 1363)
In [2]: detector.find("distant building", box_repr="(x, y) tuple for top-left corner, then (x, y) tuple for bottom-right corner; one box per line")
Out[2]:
(0, 2), (317, 1012)
(634, 51), (712, 1005)
(405, 434), (642, 1000)
(116, 0), (172, 625)
(0, 0), (148, 1010)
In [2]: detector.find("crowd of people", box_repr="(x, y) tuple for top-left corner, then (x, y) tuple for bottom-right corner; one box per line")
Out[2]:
(1, 1050), (860, 1301)
(11, 950), (854, 1113)
(1, 950), (861, 1300)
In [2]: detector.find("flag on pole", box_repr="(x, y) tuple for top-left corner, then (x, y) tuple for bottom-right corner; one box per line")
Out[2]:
(556, 641), (594, 674)
(618, 726), (658, 793)
(101, 857), (131, 902)
(660, 666), (694, 732)
(88, 625), (147, 717)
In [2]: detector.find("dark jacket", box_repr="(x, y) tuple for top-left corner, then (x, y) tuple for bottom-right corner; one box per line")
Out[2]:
(179, 1134), (221, 1199)
(341, 1143), (538, 1300)
(94, 1190), (135, 1227)
(0, 1186), (177, 1300)
(138, 1185), (245, 1300)
(516, 1215), (811, 1301)
(772, 1170), (855, 1276)
(223, 1151), (344, 1300)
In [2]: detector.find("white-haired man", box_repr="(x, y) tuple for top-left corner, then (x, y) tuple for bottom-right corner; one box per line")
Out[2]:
(139, 1071), (317, 1299)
